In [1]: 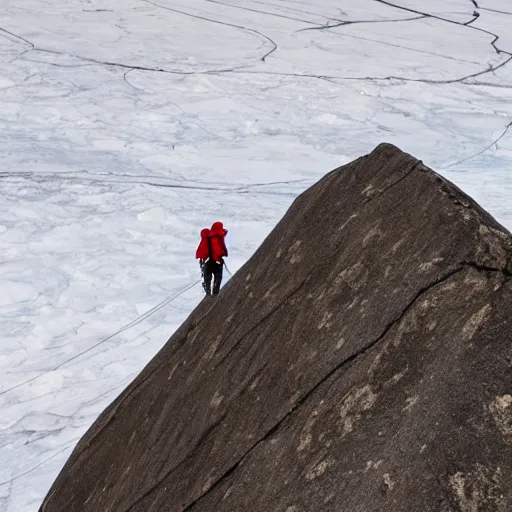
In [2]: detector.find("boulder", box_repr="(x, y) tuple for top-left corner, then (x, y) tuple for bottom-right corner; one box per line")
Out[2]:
(41, 143), (512, 512)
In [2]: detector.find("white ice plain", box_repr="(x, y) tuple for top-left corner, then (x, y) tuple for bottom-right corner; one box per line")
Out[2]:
(1, 0), (512, 510)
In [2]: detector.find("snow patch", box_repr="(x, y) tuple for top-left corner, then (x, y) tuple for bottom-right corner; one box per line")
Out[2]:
(137, 206), (167, 224)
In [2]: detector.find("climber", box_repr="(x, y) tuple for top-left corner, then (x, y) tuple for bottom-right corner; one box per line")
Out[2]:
(195, 228), (211, 282)
(195, 222), (228, 296)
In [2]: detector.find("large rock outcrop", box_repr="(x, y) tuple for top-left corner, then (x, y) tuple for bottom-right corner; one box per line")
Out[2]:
(41, 144), (512, 512)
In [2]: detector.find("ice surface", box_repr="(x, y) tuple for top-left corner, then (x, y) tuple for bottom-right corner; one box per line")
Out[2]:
(1, 0), (511, 510)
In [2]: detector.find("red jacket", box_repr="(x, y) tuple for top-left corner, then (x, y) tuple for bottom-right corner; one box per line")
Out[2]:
(209, 222), (228, 262)
(195, 228), (211, 260)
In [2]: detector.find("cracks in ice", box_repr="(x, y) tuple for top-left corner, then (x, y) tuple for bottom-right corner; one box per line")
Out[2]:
(8, 48), (35, 65)
(5, 10), (509, 89)
(480, 7), (512, 16)
(1, 169), (305, 199)
(140, 0), (277, 62)
(5, 3), (509, 87)
(463, 11), (480, 26)
(464, 79), (512, 89)
(2, 20), (267, 76)
(204, 0), (421, 35)
(0, 281), (200, 397)
(466, 0), (512, 16)
(3, 4), (511, 507)
(255, 0), (343, 21)
(38, 300), (221, 470)
(290, 0), (512, 84)
(445, 121), (512, 168)
(0, 438), (79, 487)
(372, 0), (512, 82)
(123, 68), (145, 92)
(204, 0), (318, 25)
(294, 14), (426, 33)
(0, 26), (34, 48)
(11, 46), (252, 77)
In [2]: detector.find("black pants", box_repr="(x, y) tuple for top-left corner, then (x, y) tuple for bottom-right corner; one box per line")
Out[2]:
(203, 259), (223, 295)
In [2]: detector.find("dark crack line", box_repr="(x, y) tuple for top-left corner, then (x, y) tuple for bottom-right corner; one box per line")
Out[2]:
(295, 20), (348, 32)
(446, 121), (512, 168)
(4, 3), (511, 89)
(480, 7), (512, 16)
(0, 26), (34, 48)
(440, 55), (512, 83)
(11, 46), (254, 78)
(464, 12), (480, 26)
(375, 0), (475, 28)
(371, 0), (512, 82)
(461, 79), (512, 89)
(211, 68), (348, 84)
(31, 48), (189, 73)
(226, 66), (507, 85)
(205, 0), (317, 25)
(9, 41), (506, 87)
(1, 169), (307, 190)
(123, 68), (145, 91)
(0, 172), (301, 202)
(181, 265), (471, 511)
(251, 0), (338, 21)
(374, 0), (511, 62)
(471, 0), (479, 7)
(20, 57), (96, 69)
(160, 50), (512, 84)
(0, 172), (301, 197)
(322, 28), (483, 67)
(0, 30), (21, 46)
(54, 49), (246, 74)
(141, 0), (277, 62)
(295, 14), (426, 33)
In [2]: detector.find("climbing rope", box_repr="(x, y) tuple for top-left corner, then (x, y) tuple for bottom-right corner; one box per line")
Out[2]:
(0, 280), (201, 396)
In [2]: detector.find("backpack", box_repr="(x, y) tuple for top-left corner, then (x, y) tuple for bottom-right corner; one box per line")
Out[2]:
(209, 222), (228, 262)
(195, 228), (210, 260)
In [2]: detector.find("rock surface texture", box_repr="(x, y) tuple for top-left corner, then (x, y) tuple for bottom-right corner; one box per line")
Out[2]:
(41, 144), (512, 512)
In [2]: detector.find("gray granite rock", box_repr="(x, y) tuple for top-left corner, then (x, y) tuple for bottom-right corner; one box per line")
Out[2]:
(41, 144), (512, 512)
